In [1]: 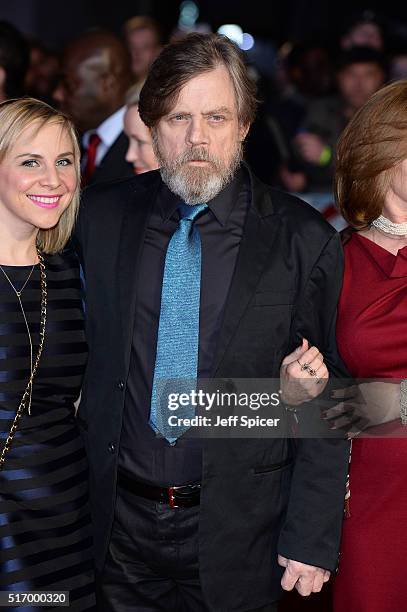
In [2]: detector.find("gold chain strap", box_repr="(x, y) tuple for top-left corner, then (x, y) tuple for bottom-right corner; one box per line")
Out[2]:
(0, 250), (47, 470)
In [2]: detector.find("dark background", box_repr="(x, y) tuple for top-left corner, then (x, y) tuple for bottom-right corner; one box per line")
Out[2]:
(0, 2), (402, 610)
(0, 0), (405, 48)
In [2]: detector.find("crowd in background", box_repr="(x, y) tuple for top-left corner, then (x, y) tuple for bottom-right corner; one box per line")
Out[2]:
(0, 8), (405, 228)
(0, 8), (406, 612)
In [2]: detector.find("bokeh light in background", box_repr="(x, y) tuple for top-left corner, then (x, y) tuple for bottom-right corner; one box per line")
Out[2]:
(241, 33), (255, 51)
(217, 24), (243, 46)
(178, 1), (199, 30)
(217, 24), (255, 51)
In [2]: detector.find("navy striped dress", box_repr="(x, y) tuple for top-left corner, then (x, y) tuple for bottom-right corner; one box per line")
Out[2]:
(0, 251), (95, 610)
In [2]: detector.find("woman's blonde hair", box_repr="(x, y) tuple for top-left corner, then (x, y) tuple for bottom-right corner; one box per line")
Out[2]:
(125, 83), (140, 107)
(335, 79), (407, 228)
(0, 97), (81, 253)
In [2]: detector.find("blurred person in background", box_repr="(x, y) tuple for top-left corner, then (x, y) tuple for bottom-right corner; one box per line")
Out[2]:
(245, 39), (335, 188)
(272, 39), (335, 138)
(123, 85), (159, 174)
(389, 44), (407, 81)
(330, 79), (407, 612)
(340, 9), (385, 51)
(0, 97), (95, 610)
(53, 31), (133, 186)
(281, 46), (387, 193)
(25, 40), (60, 104)
(122, 16), (162, 93)
(0, 21), (29, 102)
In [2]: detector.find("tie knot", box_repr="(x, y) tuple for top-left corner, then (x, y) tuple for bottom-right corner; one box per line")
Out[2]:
(88, 133), (101, 148)
(178, 203), (208, 223)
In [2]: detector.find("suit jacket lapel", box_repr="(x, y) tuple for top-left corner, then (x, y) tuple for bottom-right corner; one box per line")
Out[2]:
(212, 172), (281, 375)
(91, 132), (133, 184)
(118, 176), (161, 369)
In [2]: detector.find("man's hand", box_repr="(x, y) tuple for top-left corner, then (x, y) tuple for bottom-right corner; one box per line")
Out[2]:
(278, 555), (330, 596)
(279, 164), (307, 192)
(280, 338), (328, 406)
(295, 132), (326, 164)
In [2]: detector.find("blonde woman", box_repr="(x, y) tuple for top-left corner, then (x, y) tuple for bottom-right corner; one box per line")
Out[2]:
(123, 86), (159, 174)
(0, 99), (94, 609)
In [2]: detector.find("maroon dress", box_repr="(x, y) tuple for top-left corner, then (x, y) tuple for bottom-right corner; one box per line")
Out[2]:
(333, 233), (407, 612)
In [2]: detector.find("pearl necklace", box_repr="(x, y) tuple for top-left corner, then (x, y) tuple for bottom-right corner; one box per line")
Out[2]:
(372, 215), (407, 236)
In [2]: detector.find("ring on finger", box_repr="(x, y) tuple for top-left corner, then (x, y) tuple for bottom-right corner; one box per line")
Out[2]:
(296, 359), (311, 372)
(314, 363), (326, 383)
(311, 368), (325, 383)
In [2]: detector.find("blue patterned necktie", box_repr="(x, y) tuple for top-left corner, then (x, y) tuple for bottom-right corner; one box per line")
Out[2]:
(149, 203), (208, 444)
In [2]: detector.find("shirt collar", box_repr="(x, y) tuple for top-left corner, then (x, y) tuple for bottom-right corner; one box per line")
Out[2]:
(158, 165), (246, 225)
(82, 106), (126, 149)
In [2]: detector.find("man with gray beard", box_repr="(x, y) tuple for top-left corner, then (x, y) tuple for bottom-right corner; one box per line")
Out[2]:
(151, 135), (243, 204)
(75, 33), (349, 611)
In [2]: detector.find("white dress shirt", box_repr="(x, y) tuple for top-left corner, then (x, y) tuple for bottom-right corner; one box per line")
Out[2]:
(82, 106), (126, 168)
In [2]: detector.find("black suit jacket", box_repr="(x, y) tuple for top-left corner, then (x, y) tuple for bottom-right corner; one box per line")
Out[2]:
(75, 167), (349, 611)
(88, 131), (134, 186)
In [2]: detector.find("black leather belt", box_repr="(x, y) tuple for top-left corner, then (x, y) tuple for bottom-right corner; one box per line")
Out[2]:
(118, 471), (201, 508)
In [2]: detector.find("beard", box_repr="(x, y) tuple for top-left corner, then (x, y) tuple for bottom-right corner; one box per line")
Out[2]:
(152, 133), (243, 205)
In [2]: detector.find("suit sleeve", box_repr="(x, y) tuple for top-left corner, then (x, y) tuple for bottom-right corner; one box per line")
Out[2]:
(72, 191), (88, 273)
(278, 232), (350, 571)
(72, 184), (102, 275)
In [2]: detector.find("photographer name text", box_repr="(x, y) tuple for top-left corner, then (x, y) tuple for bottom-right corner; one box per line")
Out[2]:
(168, 415), (281, 429)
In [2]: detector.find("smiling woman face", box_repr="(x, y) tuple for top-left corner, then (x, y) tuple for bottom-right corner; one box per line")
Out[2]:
(0, 120), (77, 237)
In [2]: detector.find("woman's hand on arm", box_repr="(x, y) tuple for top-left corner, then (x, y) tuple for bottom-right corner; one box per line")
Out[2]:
(324, 381), (402, 437)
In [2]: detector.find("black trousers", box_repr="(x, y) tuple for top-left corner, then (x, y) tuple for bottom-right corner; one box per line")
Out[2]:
(98, 485), (278, 612)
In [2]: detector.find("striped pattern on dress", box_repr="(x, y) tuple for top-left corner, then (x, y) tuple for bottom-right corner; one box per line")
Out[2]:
(0, 251), (95, 611)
